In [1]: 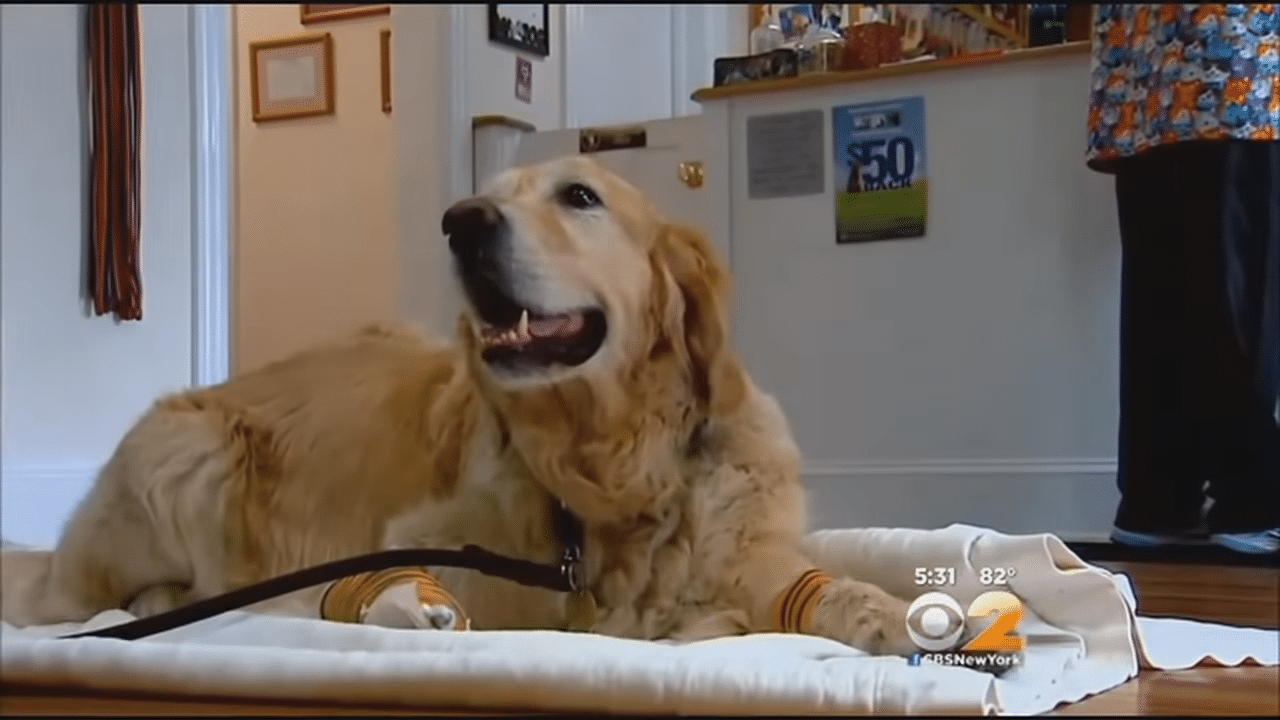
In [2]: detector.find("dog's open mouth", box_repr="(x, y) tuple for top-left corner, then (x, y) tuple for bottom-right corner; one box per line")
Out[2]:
(480, 309), (607, 369)
(475, 293), (607, 371)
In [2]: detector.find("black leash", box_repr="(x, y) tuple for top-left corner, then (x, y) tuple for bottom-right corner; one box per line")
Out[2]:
(62, 502), (586, 641)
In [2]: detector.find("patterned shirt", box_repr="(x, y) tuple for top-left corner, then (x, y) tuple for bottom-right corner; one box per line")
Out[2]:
(1087, 4), (1280, 172)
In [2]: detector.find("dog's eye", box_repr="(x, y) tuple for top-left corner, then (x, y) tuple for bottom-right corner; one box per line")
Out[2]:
(559, 183), (602, 210)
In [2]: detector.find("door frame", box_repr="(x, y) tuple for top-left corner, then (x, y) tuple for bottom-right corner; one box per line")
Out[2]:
(192, 3), (233, 386)
(444, 5), (472, 208)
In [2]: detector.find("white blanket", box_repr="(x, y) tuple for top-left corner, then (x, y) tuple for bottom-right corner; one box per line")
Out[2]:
(3, 524), (1276, 715)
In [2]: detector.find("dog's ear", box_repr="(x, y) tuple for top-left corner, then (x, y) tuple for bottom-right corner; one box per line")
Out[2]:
(655, 222), (747, 416)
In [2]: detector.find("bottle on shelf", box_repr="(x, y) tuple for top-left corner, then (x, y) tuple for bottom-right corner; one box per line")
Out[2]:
(749, 4), (785, 55)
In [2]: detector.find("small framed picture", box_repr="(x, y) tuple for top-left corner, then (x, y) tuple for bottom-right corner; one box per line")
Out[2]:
(249, 33), (335, 123)
(515, 56), (532, 103)
(713, 48), (800, 87)
(488, 4), (550, 57)
(380, 28), (392, 113)
(300, 4), (388, 25)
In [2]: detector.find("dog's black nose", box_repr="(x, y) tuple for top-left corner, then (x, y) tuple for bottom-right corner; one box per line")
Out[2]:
(443, 198), (505, 258)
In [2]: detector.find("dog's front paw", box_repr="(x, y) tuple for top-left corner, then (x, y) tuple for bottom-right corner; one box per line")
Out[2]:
(126, 582), (192, 619)
(360, 581), (461, 630)
(809, 577), (919, 657)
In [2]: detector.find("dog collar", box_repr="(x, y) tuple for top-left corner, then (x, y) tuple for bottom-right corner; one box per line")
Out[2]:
(552, 418), (710, 595)
(552, 499), (585, 592)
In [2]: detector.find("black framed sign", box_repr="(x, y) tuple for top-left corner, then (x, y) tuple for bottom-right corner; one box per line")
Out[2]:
(487, 4), (550, 58)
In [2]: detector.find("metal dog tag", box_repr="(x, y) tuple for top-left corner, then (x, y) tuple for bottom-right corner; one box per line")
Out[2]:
(566, 589), (598, 632)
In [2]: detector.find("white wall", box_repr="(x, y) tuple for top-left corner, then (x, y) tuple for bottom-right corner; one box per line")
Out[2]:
(1, 4), (198, 546)
(562, 4), (748, 128)
(464, 4), (748, 133)
(562, 5), (675, 128)
(466, 4), (566, 133)
(705, 53), (1124, 538)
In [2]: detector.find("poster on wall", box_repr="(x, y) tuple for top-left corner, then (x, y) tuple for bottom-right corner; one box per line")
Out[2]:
(746, 109), (826, 200)
(831, 96), (928, 244)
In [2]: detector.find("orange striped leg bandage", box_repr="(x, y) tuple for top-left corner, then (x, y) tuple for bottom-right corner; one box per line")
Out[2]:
(320, 567), (469, 629)
(770, 568), (833, 634)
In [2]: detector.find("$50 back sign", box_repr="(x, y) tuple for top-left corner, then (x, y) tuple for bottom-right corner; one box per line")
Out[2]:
(831, 96), (928, 244)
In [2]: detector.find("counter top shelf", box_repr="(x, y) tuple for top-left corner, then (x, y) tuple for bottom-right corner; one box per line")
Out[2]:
(692, 40), (1088, 103)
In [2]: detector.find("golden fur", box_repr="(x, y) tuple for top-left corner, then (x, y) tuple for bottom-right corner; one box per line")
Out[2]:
(2, 156), (916, 655)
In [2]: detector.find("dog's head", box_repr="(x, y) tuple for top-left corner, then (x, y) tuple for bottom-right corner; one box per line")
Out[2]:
(442, 155), (744, 417)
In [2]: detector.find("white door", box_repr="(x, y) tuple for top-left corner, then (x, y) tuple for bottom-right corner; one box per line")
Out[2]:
(562, 5), (676, 128)
(512, 115), (720, 261)
(559, 5), (747, 128)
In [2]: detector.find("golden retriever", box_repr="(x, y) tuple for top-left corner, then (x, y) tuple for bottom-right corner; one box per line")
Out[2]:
(2, 156), (917, 656)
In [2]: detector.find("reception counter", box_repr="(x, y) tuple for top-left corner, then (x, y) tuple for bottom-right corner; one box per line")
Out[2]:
(691, 40), (1123, 538)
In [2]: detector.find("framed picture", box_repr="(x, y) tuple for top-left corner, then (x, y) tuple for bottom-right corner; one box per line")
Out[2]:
(487, 4), (550, 57)
(300, 4), (388, 24)
(515, 56), (532, 103)
(776, 4), (816, 42)
(713, 48), (799, 87)
(380, 28), (392, 113)
(249, 33), (335, 123)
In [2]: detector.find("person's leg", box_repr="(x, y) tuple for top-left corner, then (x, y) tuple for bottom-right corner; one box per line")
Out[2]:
(1109, 147), (1208, 544)
(1193, 140), (1280, 553)
(1220, 140), (1280, 417)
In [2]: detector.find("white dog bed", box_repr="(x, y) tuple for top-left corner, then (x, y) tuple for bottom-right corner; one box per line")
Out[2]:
(3, 524), (1276, 715)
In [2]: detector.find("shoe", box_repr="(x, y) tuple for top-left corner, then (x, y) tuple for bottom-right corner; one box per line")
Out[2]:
(1209, 528), (1280, 555)
(1110, 525), (1210, 549)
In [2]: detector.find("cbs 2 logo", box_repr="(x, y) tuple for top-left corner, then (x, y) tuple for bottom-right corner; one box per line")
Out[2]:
(905, 590), (1027, 653)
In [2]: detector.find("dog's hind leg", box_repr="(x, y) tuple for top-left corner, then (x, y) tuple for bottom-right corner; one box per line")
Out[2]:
(0, 549), (64, 627)
(22, 453), (193, 627)
(14, 404), (239, 627)
(1, 483), (171, 627)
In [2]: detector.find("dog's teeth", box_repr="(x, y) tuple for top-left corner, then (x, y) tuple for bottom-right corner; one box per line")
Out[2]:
(517, 310), (530, 341)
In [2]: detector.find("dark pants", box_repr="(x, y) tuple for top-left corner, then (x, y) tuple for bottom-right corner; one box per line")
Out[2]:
(1112, 141), (1280, 535)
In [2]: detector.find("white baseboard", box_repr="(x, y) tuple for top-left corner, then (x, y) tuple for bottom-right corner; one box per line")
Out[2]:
(806, 458), (1118, 476)
(1, 466), (97, 548)
(803, 458), (1120, 539)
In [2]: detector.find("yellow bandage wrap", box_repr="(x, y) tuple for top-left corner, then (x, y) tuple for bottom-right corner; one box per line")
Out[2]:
(770, 568), (832, 634)
(320, 567), (468, 628)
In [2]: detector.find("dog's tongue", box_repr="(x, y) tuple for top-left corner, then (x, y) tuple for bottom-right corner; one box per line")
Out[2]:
(528, 312), (584, 338)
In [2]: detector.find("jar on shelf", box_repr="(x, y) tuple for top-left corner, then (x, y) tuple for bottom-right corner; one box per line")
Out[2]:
(841, 21), (903, 71)
(789, 19), (814, 74)
(812, 24), (846, 73)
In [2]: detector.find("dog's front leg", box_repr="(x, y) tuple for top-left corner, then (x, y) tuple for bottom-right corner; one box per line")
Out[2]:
(319, 568), (470, 631)
(359, 581), (464, 630)
(736, 539), (917, 657)
(243, 577), (464, 630)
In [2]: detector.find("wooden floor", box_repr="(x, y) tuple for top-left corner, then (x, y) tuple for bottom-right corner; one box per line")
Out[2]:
(3, 560), (1277, 716)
